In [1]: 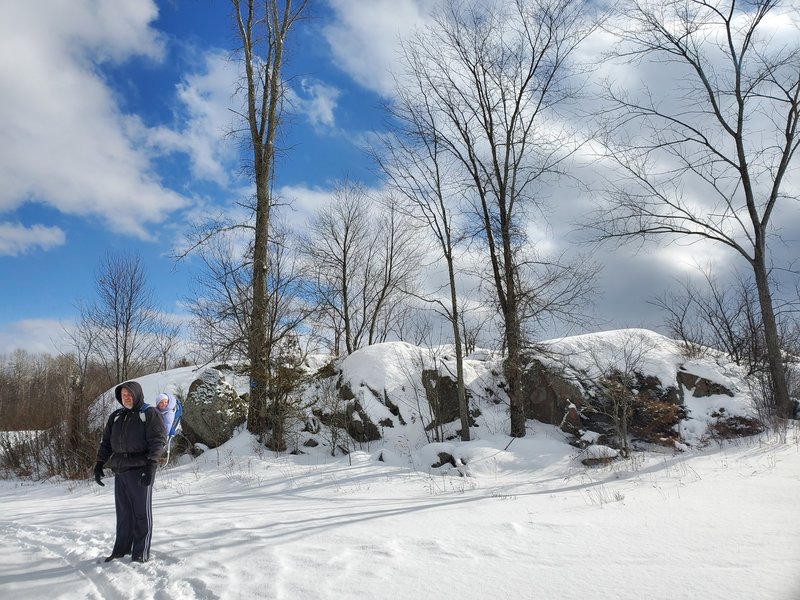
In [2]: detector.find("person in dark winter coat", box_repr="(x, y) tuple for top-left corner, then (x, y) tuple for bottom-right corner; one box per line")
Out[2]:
(94, 380), (166, 563)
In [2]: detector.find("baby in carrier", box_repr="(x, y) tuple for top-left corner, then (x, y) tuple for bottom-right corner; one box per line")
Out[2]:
(155, 392), (179, 437)
(155, 393), (183, 463)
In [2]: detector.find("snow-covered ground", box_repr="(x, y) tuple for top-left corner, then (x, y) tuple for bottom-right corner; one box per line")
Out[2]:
(1, 424), (799, 600)
(2, 331), (799, 599)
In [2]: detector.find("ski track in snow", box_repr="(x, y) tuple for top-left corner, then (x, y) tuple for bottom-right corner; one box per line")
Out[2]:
(1, 522), (212, 599)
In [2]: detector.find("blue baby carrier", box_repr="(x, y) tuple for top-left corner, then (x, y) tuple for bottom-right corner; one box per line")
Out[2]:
(169, 399), (184, 437)
(165, 397), (183, 464)
(166, 398), (183, 464)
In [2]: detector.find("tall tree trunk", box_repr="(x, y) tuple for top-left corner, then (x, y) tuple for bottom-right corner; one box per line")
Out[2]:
(248, 163), (271, 433)
(233, 0), (308, 441)
(447, 259), (470, 441)
(752, 255), (792, 419)
(342, 258), (353, 355)
(504, 277), (525, 438)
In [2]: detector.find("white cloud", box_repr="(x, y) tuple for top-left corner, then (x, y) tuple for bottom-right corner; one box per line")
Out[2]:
(323, 0), (437, 96)
(0, 1), (185, 240)
(277, 184), (337, 233)
(0, 319), (71, 356)
(0, 222), (66, 257)
(289, 78), (342, 130)
(144, 51), (240, 186)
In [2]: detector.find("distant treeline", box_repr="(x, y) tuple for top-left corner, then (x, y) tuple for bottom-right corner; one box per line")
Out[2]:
(0, 351), (92, 431)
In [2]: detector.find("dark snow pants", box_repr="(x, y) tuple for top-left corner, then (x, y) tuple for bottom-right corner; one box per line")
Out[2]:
(111, 468), (154, 561)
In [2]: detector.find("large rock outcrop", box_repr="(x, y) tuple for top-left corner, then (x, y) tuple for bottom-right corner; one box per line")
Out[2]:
(300, 336), (759, 457)
(676, 370), (733, 399)
(311, 382), (381, 444)
(181, 368), (247, 448)
(519, 357), (585, 429)
(420, 369), (474, 435)
(516, 355), (729, 449)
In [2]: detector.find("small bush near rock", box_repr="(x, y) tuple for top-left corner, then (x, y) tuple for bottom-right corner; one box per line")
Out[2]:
(708, 413), (764, 439)
(631, 397), (683, 446)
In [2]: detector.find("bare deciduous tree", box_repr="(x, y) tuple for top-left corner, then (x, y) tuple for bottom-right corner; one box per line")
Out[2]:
(399, 0), (598, 436)
(189, 232), (253, 364)
(591, 0), (800, 418)
(152, 316), (183, 373)
(231, 0), (308, 435)
(375, 77), (473, 439)
(62, 315), (104, 463)
(188, 225), (310, 450)
(459, 303), (492, 356)
(83, 252), (158, 383)
(302, 181), (423, 355)
(580, 331), (660, 458)
(652, 268), (767, 375)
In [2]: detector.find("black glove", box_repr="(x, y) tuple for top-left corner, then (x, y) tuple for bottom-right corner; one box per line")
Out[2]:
(93, 462), (105, 487)
(139, 462), (157, 487)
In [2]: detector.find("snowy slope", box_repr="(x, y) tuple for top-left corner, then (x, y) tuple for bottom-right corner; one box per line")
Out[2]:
(5, 330), (797, 599)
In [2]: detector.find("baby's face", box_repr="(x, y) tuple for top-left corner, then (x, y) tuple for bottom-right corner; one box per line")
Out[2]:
(158, 399), (168, 409)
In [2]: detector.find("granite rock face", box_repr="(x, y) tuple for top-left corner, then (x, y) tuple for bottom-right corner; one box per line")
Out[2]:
(181, 368), (248, 448)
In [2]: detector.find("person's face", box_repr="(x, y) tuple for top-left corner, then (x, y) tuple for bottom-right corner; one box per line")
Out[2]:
(121, 387), (134, 409)
(157, 398), (168, 410)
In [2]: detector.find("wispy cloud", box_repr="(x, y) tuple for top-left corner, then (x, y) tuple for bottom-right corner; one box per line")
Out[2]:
(0, 318), (70, 355)
(289, 78), (342, 130)
(0, 223), (66, 257)
(144, 50), (240, 186)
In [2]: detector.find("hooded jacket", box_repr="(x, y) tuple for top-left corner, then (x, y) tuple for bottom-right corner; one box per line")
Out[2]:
(96, 381), (166, 472)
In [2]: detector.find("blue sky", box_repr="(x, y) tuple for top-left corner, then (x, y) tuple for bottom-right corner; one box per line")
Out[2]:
(0, 0), (399, 354)
(1, 0), (797, 357)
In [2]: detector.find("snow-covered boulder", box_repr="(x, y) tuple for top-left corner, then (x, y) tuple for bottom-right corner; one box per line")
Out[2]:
(182, 367), (247, 448)
(312, 381), (382, 443)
